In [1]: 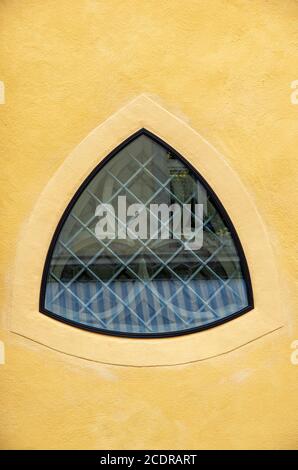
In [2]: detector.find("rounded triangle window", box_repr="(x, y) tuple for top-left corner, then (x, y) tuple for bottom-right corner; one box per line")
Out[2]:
(40, 130), (253, 337)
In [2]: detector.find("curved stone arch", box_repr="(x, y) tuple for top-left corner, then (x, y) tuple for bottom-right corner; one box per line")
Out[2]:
(10, 95), (283, 366)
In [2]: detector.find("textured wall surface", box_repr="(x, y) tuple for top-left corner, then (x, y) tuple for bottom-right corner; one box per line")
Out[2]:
(0, 0), (297, 449)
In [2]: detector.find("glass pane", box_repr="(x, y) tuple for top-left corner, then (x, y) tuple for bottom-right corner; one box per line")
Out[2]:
(43, 133), (251, 335)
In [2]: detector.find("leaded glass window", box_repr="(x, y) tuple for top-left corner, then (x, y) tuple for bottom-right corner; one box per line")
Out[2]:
(41, 130), (253, 336)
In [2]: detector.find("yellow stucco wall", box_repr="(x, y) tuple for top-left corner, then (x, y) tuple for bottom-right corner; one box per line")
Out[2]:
(0, 0), (297, 449)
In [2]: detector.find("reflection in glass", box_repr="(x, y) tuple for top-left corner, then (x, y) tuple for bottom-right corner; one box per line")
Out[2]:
(43, 134), (250, 335)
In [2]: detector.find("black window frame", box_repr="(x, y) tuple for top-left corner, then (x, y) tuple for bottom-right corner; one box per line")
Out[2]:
(40, 128), (254, 338)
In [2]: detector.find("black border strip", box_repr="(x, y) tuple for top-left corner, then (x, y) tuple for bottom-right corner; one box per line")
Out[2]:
(39, 129), (254, 338)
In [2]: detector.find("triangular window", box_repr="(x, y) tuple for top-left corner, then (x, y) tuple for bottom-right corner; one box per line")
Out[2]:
(40, 130), (253, 336)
